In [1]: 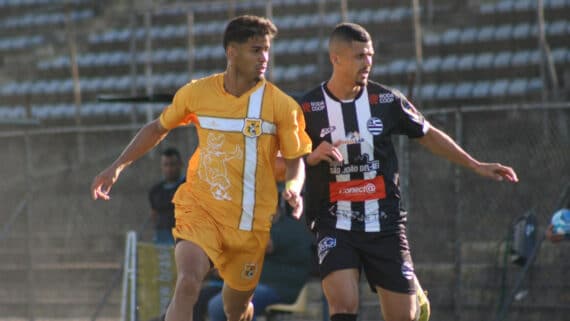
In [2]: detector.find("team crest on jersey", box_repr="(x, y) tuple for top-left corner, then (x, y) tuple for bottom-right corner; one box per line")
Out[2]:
(318, 236), (337, 264)
(367, 117), (384, 136)
(241, 263), (257, 279)
(243, 118), (262, 137)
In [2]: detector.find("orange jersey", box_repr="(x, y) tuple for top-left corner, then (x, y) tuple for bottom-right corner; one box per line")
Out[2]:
(160, 73), (311, 231)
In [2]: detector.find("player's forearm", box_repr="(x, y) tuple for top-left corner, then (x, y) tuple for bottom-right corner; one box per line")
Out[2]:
(284, 157), (305, 192)
(417, 126), (480, 171)
(111, 119), (169, 172)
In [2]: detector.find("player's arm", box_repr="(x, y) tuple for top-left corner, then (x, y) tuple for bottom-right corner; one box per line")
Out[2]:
(91, 119), (170, 200)
(306, 141), (343, 166)
(282, 157), (305, 219)
(416, 126), (518, 183)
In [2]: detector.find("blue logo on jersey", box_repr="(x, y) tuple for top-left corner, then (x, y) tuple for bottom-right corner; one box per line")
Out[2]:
(367, 117), (384, 136)
(317, 236), (336, 264)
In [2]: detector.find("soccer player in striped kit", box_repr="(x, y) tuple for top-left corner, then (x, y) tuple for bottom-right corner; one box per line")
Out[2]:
(91, 16), (311, 321)
(300, 23), (518, 321)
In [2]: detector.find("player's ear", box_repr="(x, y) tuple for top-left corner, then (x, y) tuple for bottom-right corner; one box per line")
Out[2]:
(330, 52), (338, 65)
(227, 43), (238, 59)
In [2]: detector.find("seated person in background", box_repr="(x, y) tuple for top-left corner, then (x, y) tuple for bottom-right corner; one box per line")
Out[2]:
(194, 156), (313, 321)
(545, 207), (570, 244)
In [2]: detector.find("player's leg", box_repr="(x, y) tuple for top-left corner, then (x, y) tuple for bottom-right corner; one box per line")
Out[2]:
(165, 240), (212, 321)
(322, 268), (360, 321)
(316, 228), (360, 321)
(221, 284), (255, 321)
(361, 231), (423, 321)
(376, 286), (416, 321)
(216, 227), (270, 321)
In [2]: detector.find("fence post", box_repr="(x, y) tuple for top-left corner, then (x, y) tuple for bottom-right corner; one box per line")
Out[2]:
(453, 108), (464, 321)
(23, 131), (35, 321)
(265, 0), (274, 82)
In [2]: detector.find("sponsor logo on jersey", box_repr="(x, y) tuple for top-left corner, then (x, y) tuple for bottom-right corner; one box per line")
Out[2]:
(241, 263), (257, 279)
(401, 261), (415, 280)
(367, 117), (384, 136)
(329, 176), (386, 202)
(369, 94), (379, 104)
(401, 100), (424, 124)
(301, 101), (326, 113)
(320, 126), (337, 137)
(379, 93), (395, 104)
(338, 131), (364, 145)
(329, 154), (380, 175)
(310, 100), (326, 112)
(242, 118), (262, 137)
(317, 236), (336, 264)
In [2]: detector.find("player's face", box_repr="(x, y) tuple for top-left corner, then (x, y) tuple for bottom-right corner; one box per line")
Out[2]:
(160, 155), (182, 182)
(232, 35), (271, 81)
(336, 40), (374, 86)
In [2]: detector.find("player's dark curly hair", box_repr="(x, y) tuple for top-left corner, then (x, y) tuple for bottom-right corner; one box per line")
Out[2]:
(223, 15), (277, 49)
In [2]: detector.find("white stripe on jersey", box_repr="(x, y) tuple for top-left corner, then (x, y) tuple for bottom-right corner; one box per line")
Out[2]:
(355, 88), (381, 232)
(239, 84), (265, 231)
(199, 116), (276, 134)
(322, 85), (352, 231)
(195, 84), (267, 231)
(322, 85), (382, 232)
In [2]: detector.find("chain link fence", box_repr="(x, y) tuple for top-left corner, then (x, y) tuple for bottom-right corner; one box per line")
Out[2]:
(0, 103), (568, 321)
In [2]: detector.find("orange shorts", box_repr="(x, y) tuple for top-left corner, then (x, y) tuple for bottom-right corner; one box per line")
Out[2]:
(172, 203), (270, 291)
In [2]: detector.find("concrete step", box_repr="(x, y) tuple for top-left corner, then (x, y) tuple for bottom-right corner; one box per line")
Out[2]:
(0, 262), (121, 288)
(0, 301), (120, 319)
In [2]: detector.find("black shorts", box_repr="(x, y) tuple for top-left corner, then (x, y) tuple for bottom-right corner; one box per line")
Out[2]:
(316, 226), (416, 294)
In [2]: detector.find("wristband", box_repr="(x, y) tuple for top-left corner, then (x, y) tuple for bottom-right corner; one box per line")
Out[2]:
(285, 179), (300, 192)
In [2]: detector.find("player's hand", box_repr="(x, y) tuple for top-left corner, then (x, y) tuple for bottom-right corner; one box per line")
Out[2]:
(282, 186), (303, 219)
(545, 224), (565, 243)
(91, 165), (122, 200)
(473, 162), (518, 183)
(306, 141), (343, 166)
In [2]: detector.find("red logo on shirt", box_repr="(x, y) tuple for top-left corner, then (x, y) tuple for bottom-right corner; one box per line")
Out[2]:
(329, 176), (386, 202)
(301, 102), (311, 113)
(369, 94), (379, 105)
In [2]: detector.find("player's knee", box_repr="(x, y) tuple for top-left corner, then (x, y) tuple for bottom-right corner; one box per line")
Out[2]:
(382, 309), (416, 321)
(224, 301), (253, 321)
(174, 273), (202, 299)
(327, 294), (358, 314)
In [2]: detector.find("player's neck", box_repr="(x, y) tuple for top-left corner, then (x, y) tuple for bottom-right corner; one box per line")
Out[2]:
(223, 69), (261, 97)
(326, 76), (362, 101)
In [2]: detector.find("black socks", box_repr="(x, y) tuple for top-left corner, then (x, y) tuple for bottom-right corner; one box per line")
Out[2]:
(331, 313), (357, 321)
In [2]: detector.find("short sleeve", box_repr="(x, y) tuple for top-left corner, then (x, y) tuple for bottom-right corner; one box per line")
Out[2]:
(159, 83), (198, 130)
(393, 91), (430, 138)
(276, 95), (312, 159)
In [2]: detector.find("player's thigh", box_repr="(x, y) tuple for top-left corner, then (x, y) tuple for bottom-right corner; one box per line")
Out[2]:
(174, 240), (211, 289)
(360, 231), (416, 295)
(377, 286), (416, 321)
(322, 268), (360, 314)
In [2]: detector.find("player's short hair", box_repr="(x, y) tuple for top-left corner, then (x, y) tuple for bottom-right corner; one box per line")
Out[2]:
(329, 22), (371, 46)
(161, 147), (181, 161)
(223, 15), (278, 49)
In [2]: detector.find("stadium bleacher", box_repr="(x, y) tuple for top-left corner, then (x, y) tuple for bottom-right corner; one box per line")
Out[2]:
(0, 0), (568, 119)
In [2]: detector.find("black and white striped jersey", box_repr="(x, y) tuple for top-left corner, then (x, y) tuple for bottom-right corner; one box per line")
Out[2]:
(300, 81), (430, 233)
